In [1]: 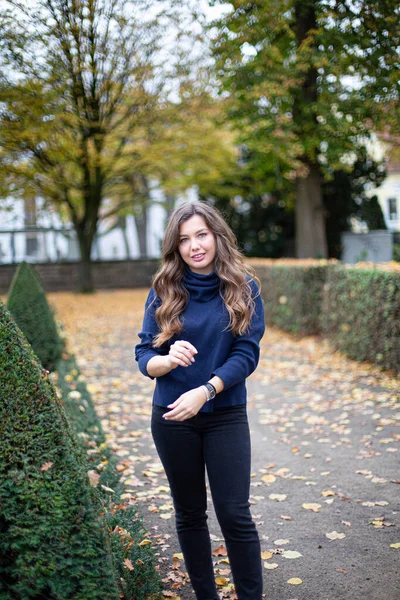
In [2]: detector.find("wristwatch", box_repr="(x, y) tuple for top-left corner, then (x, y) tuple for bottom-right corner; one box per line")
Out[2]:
(203, 382), (216, 401)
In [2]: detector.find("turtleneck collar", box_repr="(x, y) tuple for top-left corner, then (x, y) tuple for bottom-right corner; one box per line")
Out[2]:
(182, 266), (221, 302)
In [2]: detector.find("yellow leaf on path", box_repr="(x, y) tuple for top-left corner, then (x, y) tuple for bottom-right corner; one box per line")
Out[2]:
(326, 531), (346, 541)
(302, 503), (321, 512)
(321, 490), (335, 497)
(269, 494), (287, 502)
(390, 543), (400, 549)
(173, 553), (184, 560)
(123, 558), (134, 571)
(138, 539), (151, 546)
(160, 513), (172, 519)
(287, 578), (302, 585)
(264, 562), (279, 569)
(282, 550), (302, 559)
(212, 545), (228, 557)
(273, 539), (290, 545)
(261, 551), (273, 560)
(261, 474), (276, 484)
(215, 577), (228, 586)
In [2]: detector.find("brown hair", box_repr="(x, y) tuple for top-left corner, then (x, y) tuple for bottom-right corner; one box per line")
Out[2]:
(152, 201), (260, 346)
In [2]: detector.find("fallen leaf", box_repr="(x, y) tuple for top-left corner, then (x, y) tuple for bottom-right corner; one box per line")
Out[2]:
(100, 484), (115, 493)
(138, 539), (151, 546)
(87, 470), (100, 486)
(390, 543), (400, 549)
(123, 558), (134, 571)
(273, 539), (290, 545)
(215, 577), (228, 586)
(261, 551), (273, 559)
(326, 531), (346, 541)
(261, 474), (276, 484)
(40, 462), (54, 471)
(269, 494), (287, 502)
(264, 562), (279, 569)
(282, 550), (302, 559)
(173, 553), (183, 560)
(287, 577), (302, 585)
(212, 545), (228, 557)
(280, 515), (293, 521)
(302, 503), (321, 512)
(362, 501), (389, 507)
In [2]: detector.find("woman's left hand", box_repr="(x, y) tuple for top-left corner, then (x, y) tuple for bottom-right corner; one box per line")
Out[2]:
(163, 387), (208, 421)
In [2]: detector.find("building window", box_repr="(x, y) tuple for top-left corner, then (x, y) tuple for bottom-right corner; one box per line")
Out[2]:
(388, 198), (398, 221)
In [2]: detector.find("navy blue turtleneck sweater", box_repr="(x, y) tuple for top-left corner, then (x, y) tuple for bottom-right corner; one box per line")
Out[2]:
(135, 268), (265, 413)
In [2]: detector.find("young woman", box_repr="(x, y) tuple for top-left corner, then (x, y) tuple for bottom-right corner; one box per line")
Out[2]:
(135, 201), (265, 600)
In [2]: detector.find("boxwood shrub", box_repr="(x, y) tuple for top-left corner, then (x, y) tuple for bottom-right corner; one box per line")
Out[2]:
(0, 300), (119, 600)
(6, 261), (63, 371)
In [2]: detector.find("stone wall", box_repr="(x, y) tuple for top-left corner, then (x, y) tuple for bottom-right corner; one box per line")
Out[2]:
(0, 259), (160, 294)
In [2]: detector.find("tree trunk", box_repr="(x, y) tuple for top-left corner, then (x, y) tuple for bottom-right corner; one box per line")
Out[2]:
(295, 162), (328, 258)
(131, 173), (150, 258)
(75, 224), (95, 293)
(293, 0), (328, 259)
(117, 215), (131, 259)
(134, 207), (148, 258)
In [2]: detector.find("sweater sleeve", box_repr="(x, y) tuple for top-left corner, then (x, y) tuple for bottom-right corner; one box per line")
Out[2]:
(211, 280), (265, 390)
(135, 288), (168, 379)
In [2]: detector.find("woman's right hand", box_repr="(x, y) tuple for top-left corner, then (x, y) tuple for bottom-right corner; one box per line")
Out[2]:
(166, 340), (198, 370)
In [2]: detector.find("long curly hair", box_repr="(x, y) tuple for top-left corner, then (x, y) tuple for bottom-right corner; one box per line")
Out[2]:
(152, 201), (260, 347)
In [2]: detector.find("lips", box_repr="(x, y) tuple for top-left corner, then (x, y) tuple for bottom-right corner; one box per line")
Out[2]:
(191, 253), (205, 260)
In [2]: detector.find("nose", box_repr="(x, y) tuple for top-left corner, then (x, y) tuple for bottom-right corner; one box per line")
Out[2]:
(191, 238), (200, 252)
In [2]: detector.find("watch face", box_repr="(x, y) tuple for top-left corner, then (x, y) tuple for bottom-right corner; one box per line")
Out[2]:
(206, 383), (216, 399)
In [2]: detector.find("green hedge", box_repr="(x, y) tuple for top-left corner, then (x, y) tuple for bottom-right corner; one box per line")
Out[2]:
(55, 354), (162, 600)
(256, 264), (328, 335)
(321, 265), (400, 372)
(0, 300), (118, 600)
(6, 261), (63, 371)
(254, 262), (400, 373)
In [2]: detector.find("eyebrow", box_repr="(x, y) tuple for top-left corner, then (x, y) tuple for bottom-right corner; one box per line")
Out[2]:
(179, 228), (208, 237)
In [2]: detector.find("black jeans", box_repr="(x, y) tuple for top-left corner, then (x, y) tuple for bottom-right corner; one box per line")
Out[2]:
(151, 403), (263, 600)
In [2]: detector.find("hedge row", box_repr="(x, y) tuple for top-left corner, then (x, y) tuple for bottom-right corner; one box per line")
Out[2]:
(55, 354), (162, 600)
(1, 262), (162, 599)
(0, 301), (118, 600)
(252, 260), (400, 373)
(6, 261), (63, 371)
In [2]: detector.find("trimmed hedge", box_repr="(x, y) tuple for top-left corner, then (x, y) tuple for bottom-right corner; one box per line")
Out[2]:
(255, 263), (328, 335)
(321, 265), (400, 372)
(253, 260), (400, 373)
(54, 354), (162, 600)
(0, 300), (119, 599)
(6, 261), (63, 371)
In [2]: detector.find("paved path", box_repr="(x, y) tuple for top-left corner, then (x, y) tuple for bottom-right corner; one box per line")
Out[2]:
(51, 290), (400, 600)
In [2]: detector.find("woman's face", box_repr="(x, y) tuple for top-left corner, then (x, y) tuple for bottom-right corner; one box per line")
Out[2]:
(178, 214), (216, 275)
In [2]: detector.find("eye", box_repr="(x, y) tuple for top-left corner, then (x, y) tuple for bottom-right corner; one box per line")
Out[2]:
(198, 232), (207, 238)
(179, 237), (189, 244)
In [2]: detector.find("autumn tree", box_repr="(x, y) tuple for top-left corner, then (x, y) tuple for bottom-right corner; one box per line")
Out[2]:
(209, 0), (400, 258)
(102, 74), (238, 256)
(0, 0), (164, 291)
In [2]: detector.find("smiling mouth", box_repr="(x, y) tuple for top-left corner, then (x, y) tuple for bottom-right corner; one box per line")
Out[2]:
(192, 253), (205, 259)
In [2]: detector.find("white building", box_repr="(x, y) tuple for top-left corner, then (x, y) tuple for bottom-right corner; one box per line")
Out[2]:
(366, 132), (400, 234)
(0, 185), (199, 264)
